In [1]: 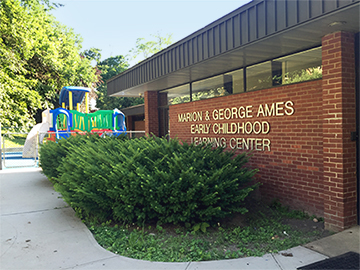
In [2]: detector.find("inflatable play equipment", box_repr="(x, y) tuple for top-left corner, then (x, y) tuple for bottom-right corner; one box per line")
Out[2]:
(22, 86), (126, 158)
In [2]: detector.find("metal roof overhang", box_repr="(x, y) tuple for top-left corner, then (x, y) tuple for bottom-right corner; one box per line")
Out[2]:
(107, 0), (360, 97)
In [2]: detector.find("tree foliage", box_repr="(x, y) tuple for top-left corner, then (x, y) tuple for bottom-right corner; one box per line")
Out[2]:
(81, 47), (101, 64)
(0, 0), (99, 131)
(95, 33), (173, 111)
(95, 55), (144, 110)
(130, 33), (173, 62)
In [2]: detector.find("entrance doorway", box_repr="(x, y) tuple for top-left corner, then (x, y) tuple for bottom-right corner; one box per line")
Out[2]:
(159, 107), (169, 138)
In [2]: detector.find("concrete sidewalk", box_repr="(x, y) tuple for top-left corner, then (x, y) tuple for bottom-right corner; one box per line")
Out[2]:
(0, 169), (356, 270)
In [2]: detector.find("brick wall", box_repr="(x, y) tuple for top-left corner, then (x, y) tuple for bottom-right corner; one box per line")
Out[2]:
(322, 32), (357, 231)
(170, 80), (324, 216)
(151, 31), (358, 232)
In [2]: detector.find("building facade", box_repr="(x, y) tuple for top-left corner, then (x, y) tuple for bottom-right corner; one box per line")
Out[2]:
(108, 0), (360, 231)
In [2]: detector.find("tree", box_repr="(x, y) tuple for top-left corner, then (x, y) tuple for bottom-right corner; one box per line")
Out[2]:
(130, 33), (173, 62)
(95, 33), (174, 110)
(81, 47), (101, 64)
(0, 0), (99, 131)
(95, 55), (144, 110)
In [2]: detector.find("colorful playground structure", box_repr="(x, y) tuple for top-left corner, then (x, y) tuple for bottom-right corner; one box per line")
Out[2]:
(22, 86), (126, 157)
(48, 86), (126, 140)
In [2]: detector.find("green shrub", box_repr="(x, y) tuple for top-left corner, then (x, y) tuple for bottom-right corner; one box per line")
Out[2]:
(39, 133), (126, 183)
(54, 137), (124, 221)
(46, 136), (258, 225)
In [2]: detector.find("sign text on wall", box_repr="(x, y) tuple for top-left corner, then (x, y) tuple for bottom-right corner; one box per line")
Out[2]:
(177, 101), (294, 152)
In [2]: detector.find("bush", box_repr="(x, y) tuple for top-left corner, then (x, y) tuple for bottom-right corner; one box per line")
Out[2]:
(42, 135), (258, 225)
(39, 133), (126, 183)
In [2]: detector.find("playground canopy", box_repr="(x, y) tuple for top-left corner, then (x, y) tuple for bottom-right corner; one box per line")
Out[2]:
(59, 86), (90, 108)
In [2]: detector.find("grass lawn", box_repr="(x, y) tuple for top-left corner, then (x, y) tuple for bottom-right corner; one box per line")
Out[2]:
(87, 199), (332, 262)
(1, 134), (27, 148)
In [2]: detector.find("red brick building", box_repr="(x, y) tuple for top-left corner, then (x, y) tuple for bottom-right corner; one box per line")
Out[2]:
(108, 0), (359, 231)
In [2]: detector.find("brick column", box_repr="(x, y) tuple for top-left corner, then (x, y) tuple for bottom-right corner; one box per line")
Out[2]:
(144, 91), (159, 136)
(322, 31), (357, 231)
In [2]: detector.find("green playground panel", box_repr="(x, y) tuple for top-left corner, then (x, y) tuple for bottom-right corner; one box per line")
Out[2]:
(71, 110), (89, 131)
(70, 110), (116, 132)
(54, 110), (120, 132)
(55, 114), (68, 130)
(89, 110), (114, 130)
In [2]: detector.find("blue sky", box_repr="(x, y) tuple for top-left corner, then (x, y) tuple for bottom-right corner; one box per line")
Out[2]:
(51, 0), (251, 66)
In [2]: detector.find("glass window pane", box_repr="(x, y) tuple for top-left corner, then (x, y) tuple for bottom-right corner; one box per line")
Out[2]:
(162, 84), (190, 105)
(276, 47), (322, 85)
(225, 69), (244, 94)
(246, 61), (272, 91)
(192, 75), (231, 101)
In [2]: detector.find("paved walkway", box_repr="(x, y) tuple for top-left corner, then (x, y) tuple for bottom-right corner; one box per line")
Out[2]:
(0, 168), (358, 270)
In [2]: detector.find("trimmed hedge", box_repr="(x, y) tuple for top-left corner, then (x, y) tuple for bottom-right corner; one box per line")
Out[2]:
(40, 135), (258, 225)
(39, 133), (126, 182)
(39, 133), (99, 181)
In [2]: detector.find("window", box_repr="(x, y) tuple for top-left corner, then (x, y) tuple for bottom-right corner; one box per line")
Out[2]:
(192, 75), (231, 101)
(275, 47), (322, 85)
(246, 61), (273, 91)
(246, 47), (322, 91)
(160, 46), (322, 105)
(162, 84), (190, 105)
(225, 69), (244, 94)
